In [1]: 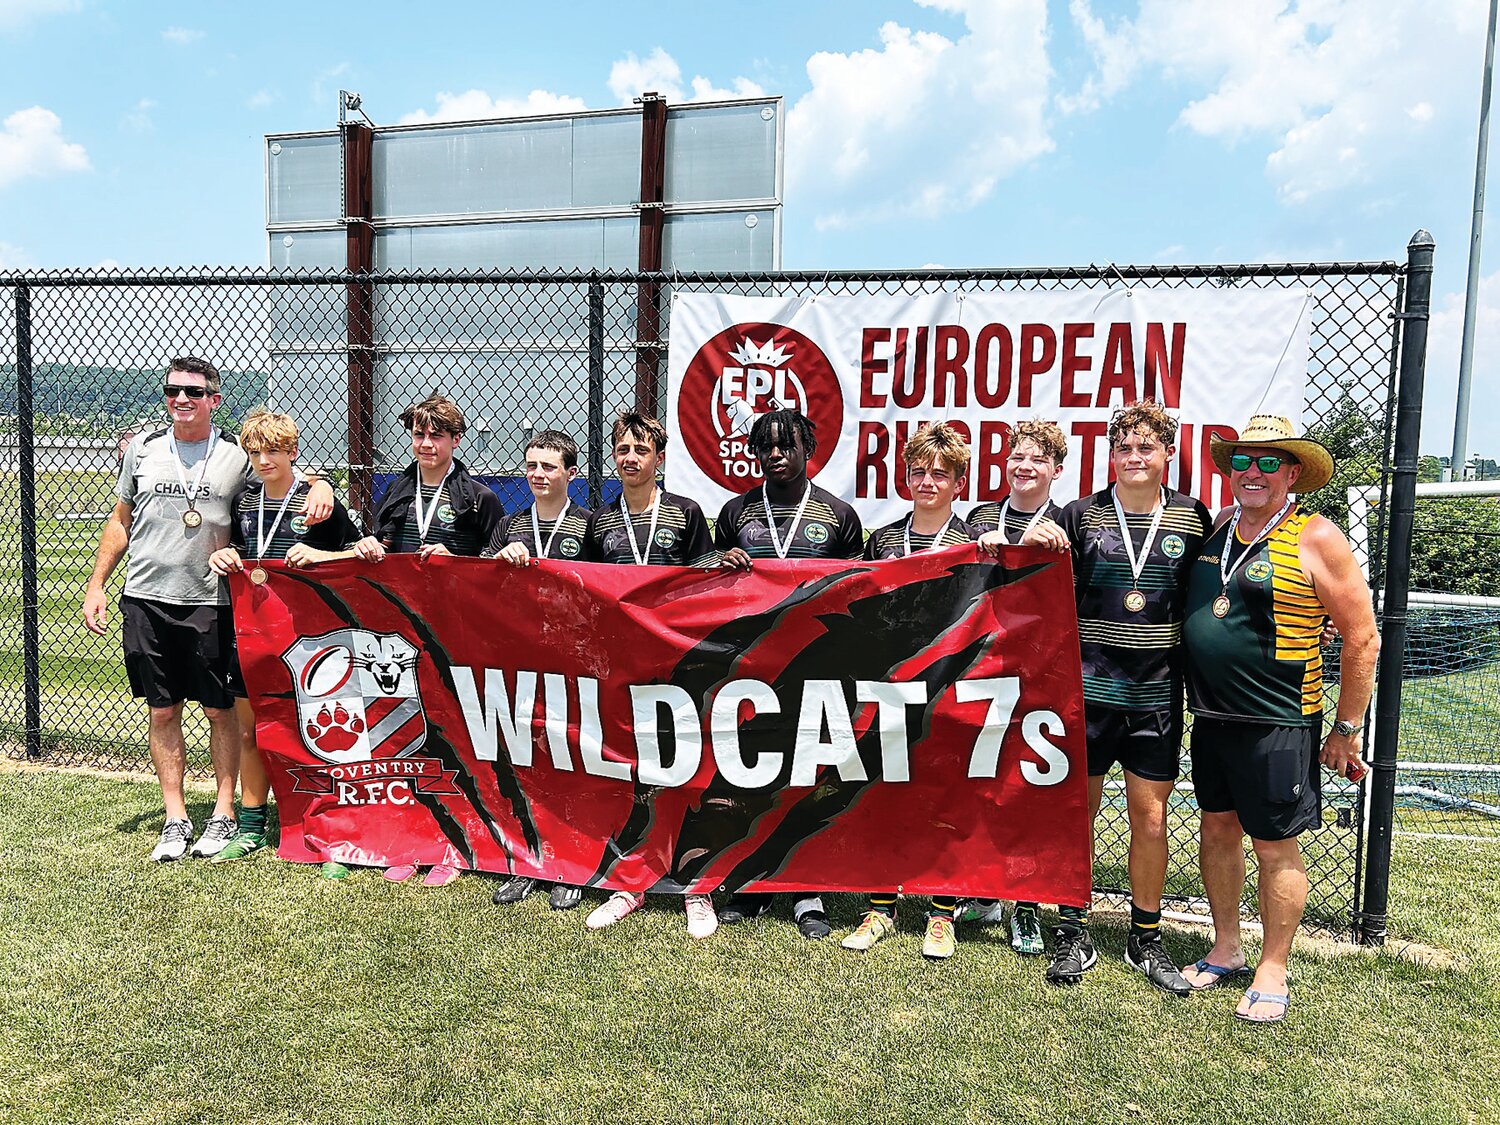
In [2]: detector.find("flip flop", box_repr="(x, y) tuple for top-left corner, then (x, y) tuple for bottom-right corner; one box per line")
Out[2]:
(1185, 958), (1254, 991)
(422, 864), (461, 887)
(382, 864), (418, 883)
(1235, 988), (1291, 1023)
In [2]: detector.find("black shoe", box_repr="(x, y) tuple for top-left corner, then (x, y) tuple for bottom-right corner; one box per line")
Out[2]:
(1046, 924), (1098, 986)
(797, 910), (831, 940)
(1126, 931), (1191, 996)
(549, 883), (583, 911)
(720, 893), (773, 925)
(491, 875), (538, 906)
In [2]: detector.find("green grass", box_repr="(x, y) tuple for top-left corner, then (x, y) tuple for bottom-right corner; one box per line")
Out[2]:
(1, 768), (1497, 1125)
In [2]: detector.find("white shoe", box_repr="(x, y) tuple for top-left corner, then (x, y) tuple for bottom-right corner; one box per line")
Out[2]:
(151, 819), (193, 862)
(685, 894), (718, 939)
(586, 891), (645, 929)
(190, 814), (237, 858)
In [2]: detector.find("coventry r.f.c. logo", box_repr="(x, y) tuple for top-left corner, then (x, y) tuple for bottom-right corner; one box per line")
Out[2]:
(281, 629), (427, 765)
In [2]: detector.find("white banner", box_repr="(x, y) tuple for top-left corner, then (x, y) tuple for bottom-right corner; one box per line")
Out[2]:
(664, 288), (1313, 529)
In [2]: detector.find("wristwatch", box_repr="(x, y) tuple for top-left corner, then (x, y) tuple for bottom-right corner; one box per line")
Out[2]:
(1332, 718), (1359, 738)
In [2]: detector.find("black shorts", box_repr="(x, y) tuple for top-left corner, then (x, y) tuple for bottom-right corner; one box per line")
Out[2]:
(1190, 715), (1322, 841)
(226, 642), (247, 700)
(121, 595), (235, 710)
(1085, 702), (1182, 781)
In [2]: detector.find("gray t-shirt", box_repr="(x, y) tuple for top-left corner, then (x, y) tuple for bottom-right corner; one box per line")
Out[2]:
(116, 427), (253, 606)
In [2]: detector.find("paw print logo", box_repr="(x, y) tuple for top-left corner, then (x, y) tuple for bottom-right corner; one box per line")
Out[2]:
(305, 702), (366, 755)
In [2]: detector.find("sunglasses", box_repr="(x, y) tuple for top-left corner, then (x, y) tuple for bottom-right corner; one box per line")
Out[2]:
(1230, 453), (1292, 473)
(163, 384), (210, 399)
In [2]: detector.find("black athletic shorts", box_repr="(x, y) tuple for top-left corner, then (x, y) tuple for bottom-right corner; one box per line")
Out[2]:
(1085, 702), (1182, 781)
(1189, 715), (1322, 841)
(121, 595), (235, 710)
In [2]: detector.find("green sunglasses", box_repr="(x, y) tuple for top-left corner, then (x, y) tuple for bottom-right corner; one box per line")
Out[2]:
(1230, 453), (1291, 473)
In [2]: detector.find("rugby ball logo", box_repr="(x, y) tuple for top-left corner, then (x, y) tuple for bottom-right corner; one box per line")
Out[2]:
(281, 629), (427, 765)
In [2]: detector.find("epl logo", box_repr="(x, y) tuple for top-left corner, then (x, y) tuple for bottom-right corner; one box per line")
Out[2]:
(281, 629), (427, 764)
(677, 323), (844, 492)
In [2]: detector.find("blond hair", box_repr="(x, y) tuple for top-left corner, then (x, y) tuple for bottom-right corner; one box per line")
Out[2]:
(238, 409), (298, 453)
(904, 422), (972, 477)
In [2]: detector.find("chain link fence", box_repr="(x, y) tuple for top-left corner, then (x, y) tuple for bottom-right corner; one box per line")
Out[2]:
(0, 263), (1411, 932)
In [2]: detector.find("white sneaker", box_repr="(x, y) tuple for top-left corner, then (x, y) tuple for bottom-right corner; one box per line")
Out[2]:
(190, 814), (237, 858)
(586, 891), (645, 929)
(151, 819), (194, 862)
(685, 894), (718, 939)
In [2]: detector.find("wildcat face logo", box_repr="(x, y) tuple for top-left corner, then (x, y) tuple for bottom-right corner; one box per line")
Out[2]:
(281, 629), (426, 765)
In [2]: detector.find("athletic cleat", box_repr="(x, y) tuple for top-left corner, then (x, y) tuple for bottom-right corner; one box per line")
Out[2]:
(1125, 932), (1192, 997)
(151, 818), (193, 862)
(719, 893), (773, 925)
(422, 864), (460, 887)
(1046, 924), (1098, 986)
(586, 891), (645, 929)
(548, 883), (583, 911)
(841, 910), (897, 951)
(954, 898), (1005, 926)
(922, 914), (957, 960)
(492, 876), (538, 905)
(1010, 904), (1045, 956)
(685, 894), (718, 939)
(209, 829), (269, 863)
(190, 814), (237, 858)
(797, 910), (832, 940)
(382, 864), (418, 883)
(320, 860), (350, 879)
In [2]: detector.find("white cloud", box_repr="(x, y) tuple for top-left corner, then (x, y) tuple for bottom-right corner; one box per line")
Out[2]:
(1062, 0), (1484, 204)
(0, 106), (90, 188)
(0, 0), (78, 31)
(788, 0), (1053, 228)
(246, 89), (275, 110)
(606, 47), (765, 104)
(311, 62), (350, 110)
(398, 88), (588, 125)
(0, 240), (33, 268)
(162, 26), (203, 46)
(121, 97), (155, 133)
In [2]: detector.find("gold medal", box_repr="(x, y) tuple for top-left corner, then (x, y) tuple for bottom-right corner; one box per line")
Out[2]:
(249, 566), (269, 586)
(1124, 589), (1146, 613)
(182, 509), (202, 528)
(1212, 593), (1231, 618)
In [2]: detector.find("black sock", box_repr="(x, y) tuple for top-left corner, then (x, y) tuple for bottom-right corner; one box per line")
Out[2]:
(1130, 903), (1162, 940)
(1060, 904), (1089, 928)
(930, 897), (955, 918)
(869, 894), (897, 918)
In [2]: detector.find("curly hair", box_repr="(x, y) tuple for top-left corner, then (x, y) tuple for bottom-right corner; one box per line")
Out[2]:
(1107, 400), (1178, 448)
(904, 421), (972, 477)
(1010, 419), (1067, 463)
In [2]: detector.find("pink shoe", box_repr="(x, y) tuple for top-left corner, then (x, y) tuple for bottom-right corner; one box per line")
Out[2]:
(382, 864), (417, 883)
(422, 864), (461, 887)
(685, 894), (718, 939)
(586, 891), (645, 929)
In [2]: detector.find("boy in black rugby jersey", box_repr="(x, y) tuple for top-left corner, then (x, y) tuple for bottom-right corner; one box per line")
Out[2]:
(583, 412), (719, 939)
(714, 408), (863, 940)
(959, 418), (1071, 954)
(486, 429), (590, 911)
(845, 422), (974, 960)
(207, 410), (361, 862)
(352, 392), (504, 886)
(1034, 401), (1211, 994)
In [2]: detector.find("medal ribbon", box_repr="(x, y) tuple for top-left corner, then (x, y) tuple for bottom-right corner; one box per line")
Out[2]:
(412, 463), (455, 545)
(1218, 498), (1295, 598)
(530, 503), (568, 559)
(620, 490), (661, 566)
(995, 499), (1050, 545)
(255, 473), (301, 559)
(903, 514), (954, 557)
(166, 428), (219, 516)
(763, 483), (812, 560)
(1110, 485), (1166, 594)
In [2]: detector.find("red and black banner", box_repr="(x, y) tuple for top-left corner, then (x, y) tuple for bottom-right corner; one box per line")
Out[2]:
(232, 546), (1092, 906)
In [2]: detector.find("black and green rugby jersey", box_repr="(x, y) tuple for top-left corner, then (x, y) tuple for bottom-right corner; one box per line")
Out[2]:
(967, 498), (1061, 540)
(482, 500), (591, 562)
(230, 480), (360, 561)
(714, 483), (864, 560)
(1184, 507), (1325, 727)
(863, 515), (975, 560)
(393, 481), (487, 556)
(1057, 486), (1211, 712)
(584, 489), (718, 566)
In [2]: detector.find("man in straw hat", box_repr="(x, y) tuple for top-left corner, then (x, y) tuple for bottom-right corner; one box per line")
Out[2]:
(1179, 414), (1378, 1023)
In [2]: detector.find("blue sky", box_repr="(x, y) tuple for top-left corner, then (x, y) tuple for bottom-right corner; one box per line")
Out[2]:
(0, 0), (1494, 458)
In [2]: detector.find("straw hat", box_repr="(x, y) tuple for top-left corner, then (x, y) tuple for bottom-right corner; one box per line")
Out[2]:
(1209, 415), (1334, 492)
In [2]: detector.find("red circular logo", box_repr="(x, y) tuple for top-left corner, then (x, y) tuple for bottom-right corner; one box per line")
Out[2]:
(677, 322), (844, 490)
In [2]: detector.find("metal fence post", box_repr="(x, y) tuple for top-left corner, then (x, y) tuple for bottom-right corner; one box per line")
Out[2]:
(15, 284), (41, 759)
(1357, 230), (1435, 945)
(587, 276), (606, 509)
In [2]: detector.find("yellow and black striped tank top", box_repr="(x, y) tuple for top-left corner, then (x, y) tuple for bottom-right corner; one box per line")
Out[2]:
(1183, 506), (1325, 726)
